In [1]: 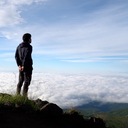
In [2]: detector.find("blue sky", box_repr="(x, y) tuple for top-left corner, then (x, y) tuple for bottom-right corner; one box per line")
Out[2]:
(0, 0), (128, 74)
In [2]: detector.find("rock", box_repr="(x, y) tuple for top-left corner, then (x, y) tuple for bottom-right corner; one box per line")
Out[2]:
(40, 103), (63, 117)
(88, 117), (106, 128)
(34, 98), (49, 109)
(63, 110), (86, 128)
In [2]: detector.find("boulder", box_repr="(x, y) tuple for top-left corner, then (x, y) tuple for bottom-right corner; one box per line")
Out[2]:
(88, 117), (106, 128)
(34, 98), (49, 109)
(40, 103), (63, 117)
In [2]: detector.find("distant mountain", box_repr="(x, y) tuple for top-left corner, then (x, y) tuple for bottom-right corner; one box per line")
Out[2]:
(75, 101), (128, 112)
(74, 101), (128, 128)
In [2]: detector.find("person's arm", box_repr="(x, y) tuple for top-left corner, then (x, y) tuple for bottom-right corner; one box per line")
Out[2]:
(15, 46), (22, 67)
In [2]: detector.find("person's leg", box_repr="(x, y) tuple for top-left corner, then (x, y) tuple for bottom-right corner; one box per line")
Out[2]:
(16, 71), (24, 95)
(23, 71), (32, 97)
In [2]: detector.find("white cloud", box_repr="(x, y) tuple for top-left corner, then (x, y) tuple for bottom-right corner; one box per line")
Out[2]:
(0, 0), (46, 27)
(0, 72), (128, 108)
(1, 1), (128, 52)
(9, 0), (47, 5)
(0, 4), (23, 27)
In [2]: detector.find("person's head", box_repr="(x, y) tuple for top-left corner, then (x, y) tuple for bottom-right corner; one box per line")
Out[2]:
(22, 33), (32, 43)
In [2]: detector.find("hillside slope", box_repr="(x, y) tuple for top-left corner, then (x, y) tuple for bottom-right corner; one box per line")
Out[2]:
(74, 102), (128, 128)
(0, 93), (106, 128)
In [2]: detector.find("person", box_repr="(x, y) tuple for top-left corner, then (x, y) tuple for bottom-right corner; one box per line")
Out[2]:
(15, 33), (33, 97)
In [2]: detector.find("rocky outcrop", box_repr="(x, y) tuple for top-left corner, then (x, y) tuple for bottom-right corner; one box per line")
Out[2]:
(0, 93), (106, 128)
(34, 98), (49, 108)
(33, 98), (63, 116)
(40, 102), (63, 117)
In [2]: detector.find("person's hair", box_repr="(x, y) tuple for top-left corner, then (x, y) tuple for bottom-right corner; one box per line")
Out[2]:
(22, 33), (31, 42)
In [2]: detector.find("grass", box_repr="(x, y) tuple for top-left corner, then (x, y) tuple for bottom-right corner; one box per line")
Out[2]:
(0, 93), (39, 111)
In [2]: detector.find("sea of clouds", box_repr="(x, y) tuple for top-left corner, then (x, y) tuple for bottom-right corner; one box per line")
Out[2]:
(0, 72), (128, 108)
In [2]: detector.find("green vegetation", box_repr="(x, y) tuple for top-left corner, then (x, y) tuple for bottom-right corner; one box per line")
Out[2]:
(64, 108), (84, 117)
(0, 93), (38, 111)
(105, 116), (128, 128)
(77, 109), (128, 128)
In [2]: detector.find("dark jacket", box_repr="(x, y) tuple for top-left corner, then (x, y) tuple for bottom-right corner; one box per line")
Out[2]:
(15, 42), (33, 71)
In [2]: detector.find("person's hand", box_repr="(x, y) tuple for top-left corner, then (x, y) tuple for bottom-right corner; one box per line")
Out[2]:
(19, 66), (24, 71)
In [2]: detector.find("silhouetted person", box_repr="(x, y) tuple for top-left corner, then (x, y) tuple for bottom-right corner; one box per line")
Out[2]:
(15, 33), (33, 97)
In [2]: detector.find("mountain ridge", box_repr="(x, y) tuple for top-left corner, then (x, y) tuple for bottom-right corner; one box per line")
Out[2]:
(0, 93), (106, 128)
(75, 101), (128, 112)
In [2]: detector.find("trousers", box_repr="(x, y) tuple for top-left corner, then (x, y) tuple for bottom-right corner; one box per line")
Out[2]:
(16, 70), (32, 97)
